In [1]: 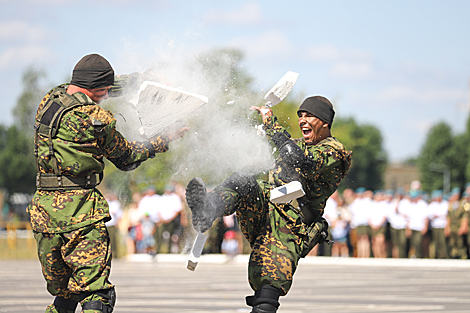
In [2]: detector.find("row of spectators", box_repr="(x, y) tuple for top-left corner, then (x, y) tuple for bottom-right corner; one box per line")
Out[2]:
(314, 186), (470, 259)
(104, 181), (470, 260)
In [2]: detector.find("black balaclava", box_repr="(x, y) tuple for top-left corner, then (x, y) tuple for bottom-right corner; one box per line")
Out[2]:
(70, 54), (114, 89)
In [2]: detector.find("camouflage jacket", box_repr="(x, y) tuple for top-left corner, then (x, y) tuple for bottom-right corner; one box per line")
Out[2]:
(27, 84), (169, 233)
(448, 200), (469, 232)
(263, 115), (352, 221)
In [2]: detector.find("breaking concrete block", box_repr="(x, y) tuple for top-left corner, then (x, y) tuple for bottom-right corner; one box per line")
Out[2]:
(270, 180), (305, 203)
(264, 71), (299, 107)
(135, 81), (208, 139)
(187, 231), (207, 271)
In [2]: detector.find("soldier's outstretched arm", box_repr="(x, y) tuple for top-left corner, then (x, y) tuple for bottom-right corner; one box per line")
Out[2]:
(251, 105), (317, 172)
(271, 131), (316, 171)
(103, 124), (169, 171)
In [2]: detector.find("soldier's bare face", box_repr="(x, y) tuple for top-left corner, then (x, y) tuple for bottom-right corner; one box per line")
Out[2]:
(298, 112), (327, 144)
(89, 87), (111, 103)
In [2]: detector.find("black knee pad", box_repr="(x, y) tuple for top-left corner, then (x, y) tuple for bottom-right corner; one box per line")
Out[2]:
(222, 172), (258, 195)
(81, 287), (116, 313)
(53, 296), (78, 311)
(247, 284), (281, 313)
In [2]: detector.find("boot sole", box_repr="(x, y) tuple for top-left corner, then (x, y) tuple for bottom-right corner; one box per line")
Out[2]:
(185, 177), (206, 212)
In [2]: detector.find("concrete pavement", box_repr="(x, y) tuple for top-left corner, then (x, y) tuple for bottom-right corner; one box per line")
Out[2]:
(1, 255), (469, 313)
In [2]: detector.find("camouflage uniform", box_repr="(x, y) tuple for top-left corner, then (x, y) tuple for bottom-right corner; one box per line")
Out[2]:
(207, 114), (352, 296)
(27, 84), (169, 312)
(447, 200), (469, 259)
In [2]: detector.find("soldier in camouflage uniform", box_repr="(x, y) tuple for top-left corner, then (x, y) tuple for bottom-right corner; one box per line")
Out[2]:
(27, 54), (188, 313)
(186, 96), (352, 312)
(445, 188), (469, 259)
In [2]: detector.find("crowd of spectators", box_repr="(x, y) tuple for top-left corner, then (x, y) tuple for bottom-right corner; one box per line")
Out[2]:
(105, 181), (470, 260)
(105, 181), (186, 257)
(311, 184), (470, 259)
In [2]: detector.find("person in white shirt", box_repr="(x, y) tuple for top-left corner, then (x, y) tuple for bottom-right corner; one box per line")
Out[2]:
(368, 191), (388, 258)
(388, 191), (408, 258)
(404, 191), (429, 258)
(156, 184), (183, 253)
(330, 195), (350, 257)
(320, 191), (339, 256)
(428, 190), (449, 258)
(137, 186), (161, 254)
(138, 186), (161, 224)
(349, 188), (371, 258)
(126, 191), (143, 254)
(105, 192), (123, 259)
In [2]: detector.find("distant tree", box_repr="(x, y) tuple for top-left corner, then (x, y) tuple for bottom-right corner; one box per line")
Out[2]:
(332, 117), (387, 191)
(403, 157), (418, 166)
(0, 68), (46, 194)
(0, 125), (36, 193)
(417, 122), (455, 193)
(464, 115), (470, 183)
(449, 133), (469, 188)
(13, 67), (46, 135)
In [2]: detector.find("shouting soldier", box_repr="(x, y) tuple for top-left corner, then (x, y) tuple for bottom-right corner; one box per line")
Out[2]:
(185, 96), (352, 312)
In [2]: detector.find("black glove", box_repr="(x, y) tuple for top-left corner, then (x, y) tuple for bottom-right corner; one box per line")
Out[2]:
(300, 217), (330, 257)
(271, 131), (315, 170)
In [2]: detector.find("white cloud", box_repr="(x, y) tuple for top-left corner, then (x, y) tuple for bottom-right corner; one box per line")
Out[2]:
(331, 62), (374, 80)
(228, 30), (293, 59)
(0, 45), (54, 70)
(304, 44), (373, 63)
(303, 44), (375, 80)
(0, 21), (49, 43)
(304, 44), (341, 62)
(0, 0), (66, 4)
(204, 2), (265, 26)
(377, 85), (461, 105)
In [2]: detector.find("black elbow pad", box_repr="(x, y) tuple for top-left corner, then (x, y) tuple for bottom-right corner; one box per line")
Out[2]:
(272, 131), (315, 170)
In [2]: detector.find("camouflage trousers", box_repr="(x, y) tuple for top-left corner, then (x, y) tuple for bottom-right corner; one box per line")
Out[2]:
(211, 175), (313, 296)
(390, 227), (407, 258)
(448, 231), (468, 259)
(409, 230), (424, 258)
(33, 220), (113, 311)
(431, 228), (448, 259)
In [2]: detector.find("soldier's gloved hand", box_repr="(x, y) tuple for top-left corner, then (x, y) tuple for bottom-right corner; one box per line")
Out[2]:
(166, 127), (190, 142)
(108, 72), (143, 97)
(163, 121), (191, 142)
(272, 131), (315, 170)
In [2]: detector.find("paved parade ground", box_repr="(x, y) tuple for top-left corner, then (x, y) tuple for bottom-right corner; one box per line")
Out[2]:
(1, 255), (470, 313)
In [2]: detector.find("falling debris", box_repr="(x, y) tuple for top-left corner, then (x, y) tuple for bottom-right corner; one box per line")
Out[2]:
(264, 71), (299, 108)
(187, 232), (208, 271)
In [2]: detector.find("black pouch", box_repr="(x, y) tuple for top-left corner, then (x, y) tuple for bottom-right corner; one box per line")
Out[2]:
(300, 217), (330, 258)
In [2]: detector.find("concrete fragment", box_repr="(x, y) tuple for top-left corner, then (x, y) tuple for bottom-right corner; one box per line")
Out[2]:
(135, 81), (208, 139)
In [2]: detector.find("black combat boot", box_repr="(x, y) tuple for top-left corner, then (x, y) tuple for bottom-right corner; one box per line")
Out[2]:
(251, 303), (279, 313)
(186, 173), (259, 232)
(186, 177), (218, 232)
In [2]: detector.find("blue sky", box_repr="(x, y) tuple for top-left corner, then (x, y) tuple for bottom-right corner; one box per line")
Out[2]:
(1, 0), (469, 162)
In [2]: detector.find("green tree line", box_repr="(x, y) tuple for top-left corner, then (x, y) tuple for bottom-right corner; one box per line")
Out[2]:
(417, 119), (470, 194)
